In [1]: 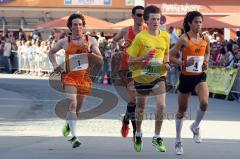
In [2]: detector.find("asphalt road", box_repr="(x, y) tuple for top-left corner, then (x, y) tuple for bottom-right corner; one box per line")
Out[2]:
(0, 74), (240, 159)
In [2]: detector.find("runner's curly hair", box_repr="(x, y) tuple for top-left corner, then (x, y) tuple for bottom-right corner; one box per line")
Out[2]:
(67, 13), (86, 31)
(183, 11), (203, 32)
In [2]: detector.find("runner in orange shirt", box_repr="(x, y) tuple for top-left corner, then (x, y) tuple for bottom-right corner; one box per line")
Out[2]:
(112, 5), (146, 140)
(170, 11), (210, 155)
(49, 13), (103, 148)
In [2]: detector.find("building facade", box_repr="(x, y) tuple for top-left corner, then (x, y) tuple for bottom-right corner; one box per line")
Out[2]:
(0, 0), (139, 31)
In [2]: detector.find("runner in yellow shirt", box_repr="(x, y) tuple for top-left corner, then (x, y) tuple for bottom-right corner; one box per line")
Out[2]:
(128, 5), (170, 152)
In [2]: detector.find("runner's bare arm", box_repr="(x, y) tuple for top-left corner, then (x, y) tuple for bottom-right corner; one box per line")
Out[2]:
(163, 50), (170, 63)
(48, 40), (63, 69)
(169, 36), (187, 65)
(163, 50), (171, 71)
(128, 53), (150, 63)
(204, 35), (210, 62)
(203, 35), (210, 70)
(89, 36), (103, 65)
(112, 27), (128, 49)
(113, 27), (128, 42)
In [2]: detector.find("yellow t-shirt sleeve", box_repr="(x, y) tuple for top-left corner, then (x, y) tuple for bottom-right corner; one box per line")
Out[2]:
(127, 36), (142, 57)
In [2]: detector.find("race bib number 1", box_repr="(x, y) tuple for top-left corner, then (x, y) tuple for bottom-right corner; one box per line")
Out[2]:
(141, 58), (162, 77)
(186, 56), (204, 73)
(69, 53), (88, 72)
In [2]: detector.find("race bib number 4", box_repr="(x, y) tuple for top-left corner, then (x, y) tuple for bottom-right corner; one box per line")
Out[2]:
(69, 53), (88, 71)
(140, 58), (162, 77)
(186, 56), (204, 73)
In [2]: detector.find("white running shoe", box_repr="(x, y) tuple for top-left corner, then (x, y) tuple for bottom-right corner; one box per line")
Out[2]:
(190, 123), (202, 143)
(175, 142), (183, 155)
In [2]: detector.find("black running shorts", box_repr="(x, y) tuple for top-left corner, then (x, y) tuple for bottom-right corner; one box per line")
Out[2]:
(177, 72), (207, 94)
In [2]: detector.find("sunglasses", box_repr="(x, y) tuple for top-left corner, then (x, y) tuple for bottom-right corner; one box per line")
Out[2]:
(135, 13), (143, 17)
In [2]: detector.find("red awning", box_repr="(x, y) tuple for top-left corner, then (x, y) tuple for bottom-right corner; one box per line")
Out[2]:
(111, 15), (180, 29)
(166, 16), (238, 28)
(38, 15), (113, 30)
(218, 13), (240, 28)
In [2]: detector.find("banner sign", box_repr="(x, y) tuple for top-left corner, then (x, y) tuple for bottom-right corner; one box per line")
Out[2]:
(162, 3), (201, 13)
(205, 68), (239, 95)
(64, 0), (111, 6)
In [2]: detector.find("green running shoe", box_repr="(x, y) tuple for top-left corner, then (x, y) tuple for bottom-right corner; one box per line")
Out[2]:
(134, 136), (142, 152)
(69, 136), (81, 148)
(152, 137), (166, 152)
(62, 122), (70, 137)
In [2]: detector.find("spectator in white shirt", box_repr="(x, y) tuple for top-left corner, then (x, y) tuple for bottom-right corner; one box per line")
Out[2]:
(169, 26), (179, 48)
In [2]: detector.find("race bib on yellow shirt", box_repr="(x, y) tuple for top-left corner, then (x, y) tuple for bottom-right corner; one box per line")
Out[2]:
(186, 56), (204, 73)
(140, 58), (162, 77)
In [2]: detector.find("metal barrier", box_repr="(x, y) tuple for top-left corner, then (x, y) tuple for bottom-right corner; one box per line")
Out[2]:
(231, 69), (240, 94)
(17, 49), (56, 73)
(3, 49), (240, 101)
